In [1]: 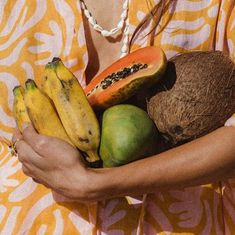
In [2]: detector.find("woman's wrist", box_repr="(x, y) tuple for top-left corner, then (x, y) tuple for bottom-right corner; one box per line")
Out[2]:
(74, 125), (235, 202)
(83, 167), (120, 201)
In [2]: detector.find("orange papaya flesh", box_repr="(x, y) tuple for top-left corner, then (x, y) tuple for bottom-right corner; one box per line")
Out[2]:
(85, 46), (167, 110)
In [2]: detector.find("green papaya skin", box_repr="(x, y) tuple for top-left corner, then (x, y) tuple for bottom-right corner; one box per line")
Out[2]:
(99, 104), (159, 167)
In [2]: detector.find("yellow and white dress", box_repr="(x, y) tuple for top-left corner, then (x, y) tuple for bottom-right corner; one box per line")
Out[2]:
(1, 0), (235, 234)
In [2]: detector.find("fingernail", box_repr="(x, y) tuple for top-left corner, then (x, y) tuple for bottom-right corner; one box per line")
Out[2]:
(22, 122), (30, 130)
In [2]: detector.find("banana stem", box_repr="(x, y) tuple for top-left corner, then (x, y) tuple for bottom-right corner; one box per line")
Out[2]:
(85, 150), (102, 168)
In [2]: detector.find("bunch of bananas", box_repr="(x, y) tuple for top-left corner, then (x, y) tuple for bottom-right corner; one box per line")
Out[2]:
(13, 58), (101, 167)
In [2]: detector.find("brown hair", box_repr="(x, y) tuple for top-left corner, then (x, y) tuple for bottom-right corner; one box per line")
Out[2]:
(130, 0), (175, 48)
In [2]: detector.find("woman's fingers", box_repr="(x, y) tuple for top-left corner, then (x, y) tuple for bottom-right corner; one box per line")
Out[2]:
(12, 126), (47, 184)
(22, 123), (80, 164)
(15, 139), (46, 170)
(21, 124), (65, 157)
(21, 124), (47, 154)
(14, 124), (52, 157)
(21, 163), (50, 188)
(12, 127), (23, 143)
(13, 123), (86, 197)
(32, 178), (42, 184)
(21, 164), (29, 175)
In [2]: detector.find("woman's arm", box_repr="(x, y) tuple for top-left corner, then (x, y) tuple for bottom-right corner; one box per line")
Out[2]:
(13, 125), (235, 202)
(87, 126), (235, 200)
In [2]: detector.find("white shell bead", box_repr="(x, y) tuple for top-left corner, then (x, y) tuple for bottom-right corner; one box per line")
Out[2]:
(121, 11), (127, 20)
(117, 20), (125, 29)
(101, 30), (112, 37)
(110, 28), (120, 34)
(121, 44), (128, 53)
(80, 0), (129, 58)
(124, 25), (129, 34)
(93, 24), (103, 31)
(88, 17), (96, 26)
(84, 9), (91, 17)
(123, 36), (129, 44)
(123, 0), (128, 9)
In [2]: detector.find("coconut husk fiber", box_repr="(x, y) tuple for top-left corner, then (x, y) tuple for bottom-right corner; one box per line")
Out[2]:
(147, 51), (235, 146)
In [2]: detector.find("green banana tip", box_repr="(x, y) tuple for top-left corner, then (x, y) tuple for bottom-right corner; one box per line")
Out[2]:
(25, 79), (37, 90)
(13, 85), (23, 96)
(45, 63), (54, 70)
(46, 57), (62, 69)
(52, 57), (61, 63)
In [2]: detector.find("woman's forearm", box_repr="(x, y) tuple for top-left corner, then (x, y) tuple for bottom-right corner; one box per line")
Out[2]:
(85, 126), (235, 200)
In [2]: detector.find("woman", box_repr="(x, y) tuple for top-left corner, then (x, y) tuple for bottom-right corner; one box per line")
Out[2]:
(1, 0), (235, 234)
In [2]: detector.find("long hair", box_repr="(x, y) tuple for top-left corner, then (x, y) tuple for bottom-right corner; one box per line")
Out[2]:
(129, 0), (175, 48)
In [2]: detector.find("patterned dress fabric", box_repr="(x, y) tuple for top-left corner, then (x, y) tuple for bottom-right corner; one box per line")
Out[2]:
(0, 0), (235, 234)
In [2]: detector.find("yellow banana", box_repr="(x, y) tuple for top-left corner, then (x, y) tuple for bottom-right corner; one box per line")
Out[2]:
(24, 79), (74, 146)
(43, 58), (100, 164)
(13, 86), (31, 132)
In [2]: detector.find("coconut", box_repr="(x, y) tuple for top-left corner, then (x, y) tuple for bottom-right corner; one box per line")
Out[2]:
(147, 51), (235, 146)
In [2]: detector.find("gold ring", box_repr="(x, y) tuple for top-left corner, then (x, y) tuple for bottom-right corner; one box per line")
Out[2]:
(8, 139), (20, 157)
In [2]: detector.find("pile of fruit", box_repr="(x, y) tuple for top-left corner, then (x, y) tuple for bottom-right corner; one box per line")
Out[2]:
(13, 47), (167, 167)
(13, 47), (235, 167)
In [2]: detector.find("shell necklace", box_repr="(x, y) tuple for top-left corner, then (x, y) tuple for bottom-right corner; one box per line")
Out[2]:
(80, 0), (129, 58)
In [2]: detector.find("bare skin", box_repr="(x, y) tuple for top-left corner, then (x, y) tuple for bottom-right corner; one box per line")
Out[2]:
(12, 1), (235, 202)
(13, 125), (235, 202)
(82, 0), (124, 82)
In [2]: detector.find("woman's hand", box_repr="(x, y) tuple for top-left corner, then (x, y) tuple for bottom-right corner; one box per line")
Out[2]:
(11, 122), (235, 202)
(12, 124), (91, 201)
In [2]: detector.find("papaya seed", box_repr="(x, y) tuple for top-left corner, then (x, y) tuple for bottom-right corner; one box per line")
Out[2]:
(86, 63), (148, 96)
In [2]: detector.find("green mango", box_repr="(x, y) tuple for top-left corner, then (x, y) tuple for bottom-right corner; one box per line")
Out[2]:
(99, 104), (159, 167)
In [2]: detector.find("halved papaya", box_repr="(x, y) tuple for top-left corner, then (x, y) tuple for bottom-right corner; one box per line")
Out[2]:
(85, 46), (167, 110)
